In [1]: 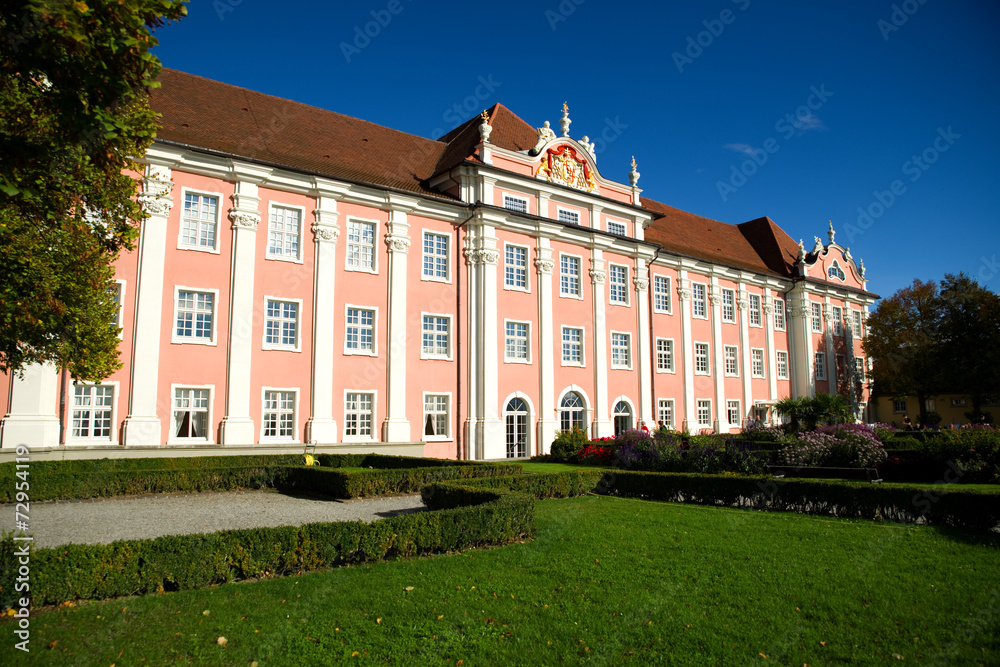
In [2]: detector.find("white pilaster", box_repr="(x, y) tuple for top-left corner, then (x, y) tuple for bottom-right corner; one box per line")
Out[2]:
(634, 263), (653, 427)
(824, 297), (836, 394)
(738, 284), (753, 420)
(480, 236), (502, 456)
(123, 165), (173, 446)
(764, 290), (778, 404)
(709, 280), (726, 432)
(220, 177), (262, 445)
(787, 285), (814, 399)
(535, 242), (557, 454)
(382, 195), (418, 442)
(306, 184), (346, 443)
(590, 253), (612, 437)
(677, 272), (694, 433)
(1, 363), (60, 448)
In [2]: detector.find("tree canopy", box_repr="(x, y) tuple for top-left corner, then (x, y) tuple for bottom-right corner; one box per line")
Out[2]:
(0, 0), (186, 380)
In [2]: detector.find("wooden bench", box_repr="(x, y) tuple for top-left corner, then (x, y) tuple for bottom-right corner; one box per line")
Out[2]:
(767, 464), (883, 483)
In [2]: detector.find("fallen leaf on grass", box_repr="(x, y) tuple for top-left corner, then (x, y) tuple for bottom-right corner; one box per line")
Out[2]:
(405, 586), (414, 592)
(892, 655), (904, 661)
(376, 618), (382, 624)
(216, 637), (227, 646)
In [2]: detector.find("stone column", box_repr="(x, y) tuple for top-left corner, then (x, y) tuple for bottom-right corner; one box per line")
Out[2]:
(634, 264), (653, 427)
(764, 292), (778, 406)
(709, 281), (726, 431)
(738, 285), (753, 420)
(590, 254), (612, 437)
(535, 243), (557, 455)
(382, 196), (417, 442)
(677, 273), (694, 432)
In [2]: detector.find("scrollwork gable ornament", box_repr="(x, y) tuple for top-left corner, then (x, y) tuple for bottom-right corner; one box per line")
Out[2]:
(536, 144), (598, 193)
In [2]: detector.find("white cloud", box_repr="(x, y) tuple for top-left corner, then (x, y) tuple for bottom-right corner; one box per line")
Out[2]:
(723, 143), (763, 157)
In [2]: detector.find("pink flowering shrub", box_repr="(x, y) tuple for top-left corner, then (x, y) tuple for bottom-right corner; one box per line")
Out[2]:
(781, 424), (887, 468)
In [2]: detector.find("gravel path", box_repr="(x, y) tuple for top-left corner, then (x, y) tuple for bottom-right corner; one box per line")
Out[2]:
(6, 491), (426, 548)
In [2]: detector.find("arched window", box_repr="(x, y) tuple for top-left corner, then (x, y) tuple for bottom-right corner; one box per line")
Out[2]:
(559, 391), (586, 433)
(505, 397), (529, 458)
(613, 400), (633, 435)
(828, 261), (846, 281)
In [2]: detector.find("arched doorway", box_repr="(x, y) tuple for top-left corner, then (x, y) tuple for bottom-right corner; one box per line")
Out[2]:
(559, 391), (586, 433)
(613, 400), (633, 435)
(505, 397), (529, 458)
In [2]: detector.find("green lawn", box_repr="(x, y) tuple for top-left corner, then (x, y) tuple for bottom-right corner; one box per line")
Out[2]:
(7, 496), (999, 665)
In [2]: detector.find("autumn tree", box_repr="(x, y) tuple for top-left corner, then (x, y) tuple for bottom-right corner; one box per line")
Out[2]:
(0, 0), (186, 380)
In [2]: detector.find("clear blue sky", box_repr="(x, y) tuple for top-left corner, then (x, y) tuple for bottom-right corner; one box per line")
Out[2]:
(152, 0), (1000, 301)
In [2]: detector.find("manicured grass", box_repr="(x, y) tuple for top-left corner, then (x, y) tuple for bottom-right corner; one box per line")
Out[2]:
(8, 496), (999, 665)
(513, 461), (608, 473)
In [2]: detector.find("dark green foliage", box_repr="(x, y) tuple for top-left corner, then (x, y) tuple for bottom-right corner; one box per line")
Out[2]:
(427, 470), (607, 500)
(550, 427), (588, 461)
(280, 463), (518, 499)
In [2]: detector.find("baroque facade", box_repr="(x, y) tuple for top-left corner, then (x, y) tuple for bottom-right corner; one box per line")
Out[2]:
(0, 70), (877, 460)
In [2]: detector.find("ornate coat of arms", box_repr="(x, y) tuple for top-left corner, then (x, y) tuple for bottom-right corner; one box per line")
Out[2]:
(536, 145), (598, 193)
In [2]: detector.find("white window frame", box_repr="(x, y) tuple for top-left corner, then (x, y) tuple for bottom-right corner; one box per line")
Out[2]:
(854, 357), (866, 382)
(344, 217), (378, 274)
(111, 279), (126, 339)
(811, 302), (823, 333)
(694, 341), (710, 375)
(607, 219), (627, 236)
(609, 264), (629, 306)
(749, 293), (762, 327)
(561, 326), (585, 367)
(422, 392), (452, 441)
(724, 345), (739, 377)
(773, 298), (786, 331)
(502, 193), (529, 213)
(504, 319), (531, 363)
(343, 390), (377, 442)
(420, 312), (453, 360)
(692, 283), (707, 319)
(168, 384), (214, 445)
(503, 243), (530, 292)
(727, 399), (742, 427)
(892, 399), (907, 414)
(421, 230), (451, 283)
(69, 381), (119, 444)
(172, 286), (219, 346)
(611, 331), (632, 370)
(721, 288), (735, 323)
(260, 387), (299, 442)
(557, 207), (581, 225)
(653, 275), (671, 314)
(776, 350), (789, 380)
(266, 202), (305, 263)
(343, 304), (378, 357)
(852, 310), (863, 339)
(559, 253), (583, 299)
(655, 338), (675, 373)
(832, 306), (844, 336)
(751, 348), (765, 378)
(178, 188), (223, 254)
(263, 296), (303, 352)
(815, 351), (827, 381)
(697, 399), (713, 428)
(657, 399), (675, 430)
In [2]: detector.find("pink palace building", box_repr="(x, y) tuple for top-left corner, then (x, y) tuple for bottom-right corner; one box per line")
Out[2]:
(0, 70), (877, 461)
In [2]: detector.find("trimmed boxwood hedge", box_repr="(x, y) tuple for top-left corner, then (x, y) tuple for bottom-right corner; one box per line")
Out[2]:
(278, 463), (520, 499)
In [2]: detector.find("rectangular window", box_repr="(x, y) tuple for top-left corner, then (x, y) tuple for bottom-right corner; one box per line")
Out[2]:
(656, 338), (674, 372)
(892, 399), (907, 413)
(692, 283), (707, 318)
(611, 332), (631, 369)
(815, 351), (827, 380)
(110, 281), (124, 330)
(265, 299), (299, 349)
(72, 385), (113, 439)
(854, 357), (865, 381)
(421, 314), (450, 358)
(174, 387), (210, 440)
(607, 220), (627, 236)
(777, 351), (789, 380)
(181, 192), (218, 250)
(344, 392), (374, 438)
(175, 290), (215, 343)
(267, 205), (301, 260)
(345, 306), (375, 354)
(502, 194), (528, 213)
(727, 400), (741, 426)
(422, 232), (449, 280)
(724, 345), (739, 376)
(560, 255), (581, 297)
(346, 219), (376, 270)
(423, 394), (450, 439)
(836, 354), (846, 380)
(262, 390), (296, 439)
(811, 303), (823, 333)
(609, 264), (628, 305)
(653, 275), (671, 313)
(832, 306), (844, 336)
(695, 342), (710, 374)
(697, 399), (712, 427)
(504, 245), (527, 290)
(749, 294), (762, 327)
(561, 326), (583, 365)
(852, 310), (863, 338)
(774, 299), (786, 330)
(557, 208), (580, 225)
(751, 348), (765, 378)
(505, 321), (529, 362)
(721, 288), (735, 322)
(658, 399), (674, 429)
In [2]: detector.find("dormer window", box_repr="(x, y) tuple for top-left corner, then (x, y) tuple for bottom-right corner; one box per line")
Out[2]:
(828, 261), (846, 281)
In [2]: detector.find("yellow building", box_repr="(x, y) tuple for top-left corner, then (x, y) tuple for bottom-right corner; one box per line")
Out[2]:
(871, 394), (997, 428)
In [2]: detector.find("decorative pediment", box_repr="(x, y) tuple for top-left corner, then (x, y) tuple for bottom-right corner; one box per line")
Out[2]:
(536, 144), (598, 193)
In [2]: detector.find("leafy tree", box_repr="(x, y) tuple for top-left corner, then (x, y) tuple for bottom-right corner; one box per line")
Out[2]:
(863, 279), (942, 425)
(775, 393), (853, 432)
(0, 0), (186, 380)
